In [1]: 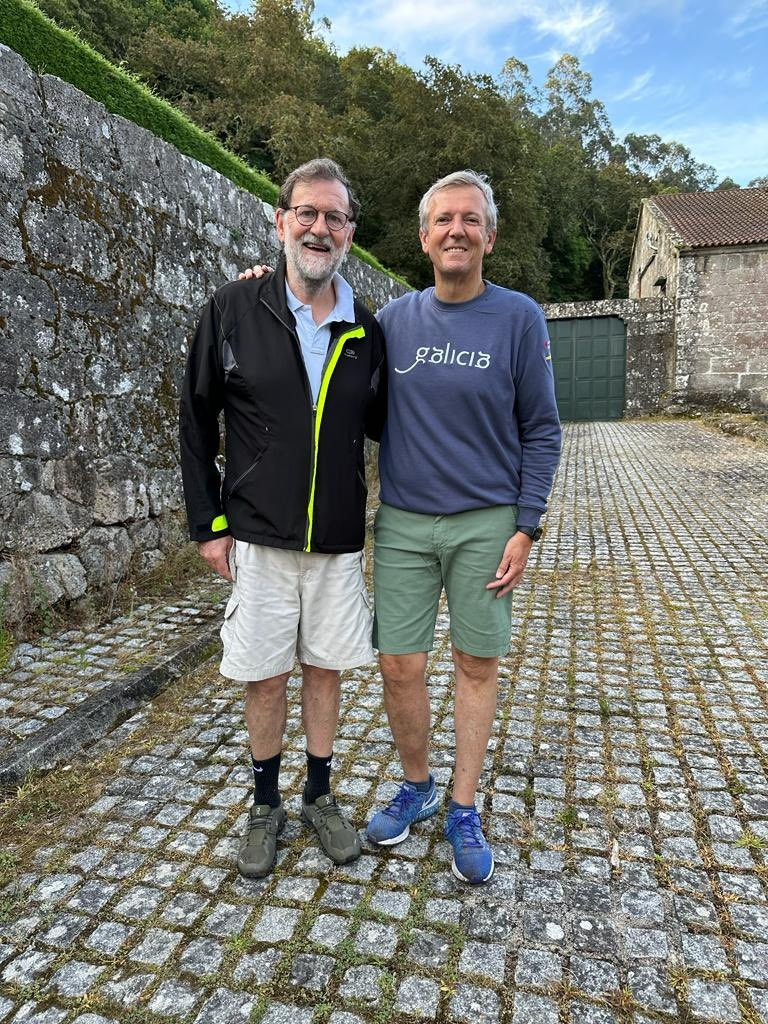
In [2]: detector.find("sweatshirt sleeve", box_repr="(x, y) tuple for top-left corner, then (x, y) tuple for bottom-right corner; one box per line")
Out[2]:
(179, 294), (230, 542)
(513, 311), (562, 529)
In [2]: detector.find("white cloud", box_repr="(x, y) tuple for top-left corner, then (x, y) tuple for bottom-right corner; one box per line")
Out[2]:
(528, 1), (617, 54)
(728, 0), (768, 36)
(611, 68), (654, 101)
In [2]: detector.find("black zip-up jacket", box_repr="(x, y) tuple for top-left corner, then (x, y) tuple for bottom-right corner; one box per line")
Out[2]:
(179, 261), (386, 553)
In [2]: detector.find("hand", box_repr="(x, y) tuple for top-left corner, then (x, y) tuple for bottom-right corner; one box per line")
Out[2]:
(238, 264), (273, 280)
(486, 532), (534, 598)
(198, 536), (234, 580)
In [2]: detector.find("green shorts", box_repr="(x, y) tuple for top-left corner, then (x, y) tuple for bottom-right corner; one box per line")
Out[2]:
(372, 502), (518, 658)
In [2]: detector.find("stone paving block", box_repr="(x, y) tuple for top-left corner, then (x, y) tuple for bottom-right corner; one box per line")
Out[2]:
(370, 890), (411, 919)
(39, 913), (89, 948)
(623, 927), (670, 960)
(514, 947), (562, 986)
(407, 929), (451, 968)
(2, 950), (56, 984)
(728, 902), (768, 939)
(687, 979), (741, 1022)
(458, 940), (506, 983)
(160, 891), (209, 926)
(149, 978), (201, 1015)
(193, 988), (256, 1024)
(252, 906), (300, 943)
(6, 1006), (68, 1023)
(512, 992), (559, 1024)
(464, 902), (516, 941)
(232, 947), (281, 986)
(569, 1001), (618, 1024)
(128, 928), (182, 965)
(732, 939), (768, 983)
(308, 913), (350, 949)
(747, 987), (768, 1022)
(260, 1004), (314, 1024)
(449, 983), (501, 1024)
(289, 952), (334, 991)
(627, 967), (677, 1015)
(274, 877), (320, 903)
(179, 937), (224, 975)
(355, 919), (399, 958)
(570, 955), (620, 996)
(99, 969), (154, 1006)
(204, 902), (251, 937)
(85, 921), (134, 954)
(339, 965), (383, 1005)
(113, 885), (163, 920)
(395, 975), (441, 1018)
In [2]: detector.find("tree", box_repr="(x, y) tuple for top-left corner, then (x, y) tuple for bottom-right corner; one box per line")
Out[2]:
(622, 133), (717, 192)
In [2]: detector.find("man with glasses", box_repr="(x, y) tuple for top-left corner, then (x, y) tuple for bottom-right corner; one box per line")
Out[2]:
(180, 158), (386, 878)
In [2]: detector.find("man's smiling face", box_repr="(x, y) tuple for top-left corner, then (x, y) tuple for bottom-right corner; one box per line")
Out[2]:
(419, 184), (496, 284)
(276, 179), (355, 288)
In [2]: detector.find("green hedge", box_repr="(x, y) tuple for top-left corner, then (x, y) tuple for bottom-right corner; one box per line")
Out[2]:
(0, 0), (407, 284)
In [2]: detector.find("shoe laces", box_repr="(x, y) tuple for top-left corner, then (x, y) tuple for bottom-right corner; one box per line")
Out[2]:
(447, 809), (484, 848)
(384, 783), (419, 818)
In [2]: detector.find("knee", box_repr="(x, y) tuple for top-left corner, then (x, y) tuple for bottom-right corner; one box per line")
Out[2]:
(453, 649), (498, 685)
(246, 674), (288, 709)
(380, 653), (423, 690)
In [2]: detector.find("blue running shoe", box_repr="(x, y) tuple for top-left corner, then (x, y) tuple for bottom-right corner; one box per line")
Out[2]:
(444, 806), (494, 883)
(367, 777), (439, 845)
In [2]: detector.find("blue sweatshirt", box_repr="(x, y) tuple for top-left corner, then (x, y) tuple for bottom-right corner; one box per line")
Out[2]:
(377, 284), (562, 529)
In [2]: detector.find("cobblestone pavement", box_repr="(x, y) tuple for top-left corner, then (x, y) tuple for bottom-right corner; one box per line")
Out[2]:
(1, 421), (767, 1024)
(0, 581), (228, 779)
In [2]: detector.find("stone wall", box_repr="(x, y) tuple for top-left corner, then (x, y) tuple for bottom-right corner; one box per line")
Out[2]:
(0, 45), (407, 622)
(674, 247), (768, 412)
(541, 298), (675, 416)
(628, 201), (680, 301)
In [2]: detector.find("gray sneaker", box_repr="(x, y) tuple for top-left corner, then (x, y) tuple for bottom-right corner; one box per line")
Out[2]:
(301, 793), (361, 864)
(237, 801), (287, 878)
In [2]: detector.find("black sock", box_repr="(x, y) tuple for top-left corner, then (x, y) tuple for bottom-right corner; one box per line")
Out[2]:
(304, 749), (333, 803)
(251, 751), (281, 808)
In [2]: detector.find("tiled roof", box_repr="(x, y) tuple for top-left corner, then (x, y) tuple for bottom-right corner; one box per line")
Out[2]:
(648, 187), (768, 248)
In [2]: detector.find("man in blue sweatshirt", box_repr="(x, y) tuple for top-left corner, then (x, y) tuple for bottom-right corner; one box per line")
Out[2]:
(366, 170), (562, 884)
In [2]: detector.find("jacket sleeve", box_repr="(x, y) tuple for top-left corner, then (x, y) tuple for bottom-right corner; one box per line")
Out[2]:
(179, 295), (230, 542)
(364, 319), (388, 442)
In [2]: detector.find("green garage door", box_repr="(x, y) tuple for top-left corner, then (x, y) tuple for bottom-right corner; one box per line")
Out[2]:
(547, 316), (626, 421)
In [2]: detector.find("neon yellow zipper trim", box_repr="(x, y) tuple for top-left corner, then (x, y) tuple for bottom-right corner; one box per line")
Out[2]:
(305, 325), (366, 552)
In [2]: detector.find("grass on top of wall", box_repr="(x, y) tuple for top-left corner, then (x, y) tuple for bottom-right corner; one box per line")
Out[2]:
(0, 0), (408, 285)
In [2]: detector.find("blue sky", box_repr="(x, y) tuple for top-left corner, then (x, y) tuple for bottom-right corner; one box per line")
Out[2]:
(225, 0), (768, 186)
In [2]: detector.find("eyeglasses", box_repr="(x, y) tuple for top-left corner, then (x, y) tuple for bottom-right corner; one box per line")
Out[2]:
(286, 205), (352, 231)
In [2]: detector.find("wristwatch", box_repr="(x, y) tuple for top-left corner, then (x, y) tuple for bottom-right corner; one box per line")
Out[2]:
(517, 525), (543, 541)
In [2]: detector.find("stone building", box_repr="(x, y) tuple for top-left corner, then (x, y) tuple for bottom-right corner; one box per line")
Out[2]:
(628, 188), (768, 411)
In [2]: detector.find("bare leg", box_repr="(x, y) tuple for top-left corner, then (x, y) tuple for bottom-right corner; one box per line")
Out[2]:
(452, 646), (499, 805)
(300, 663), (341, 757)
(244, 673), (290, 760)
(379, 652), (431, 781)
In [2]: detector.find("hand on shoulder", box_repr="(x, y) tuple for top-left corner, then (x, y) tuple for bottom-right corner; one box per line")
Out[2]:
(238, 264), (273, 281)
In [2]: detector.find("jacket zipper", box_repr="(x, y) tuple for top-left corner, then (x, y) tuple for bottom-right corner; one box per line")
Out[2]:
(260, 296), (365, 552)
(305, 325), (366, 551)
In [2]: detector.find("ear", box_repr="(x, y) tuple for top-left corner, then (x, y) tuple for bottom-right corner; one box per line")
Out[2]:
(419, 228), (429, 254)
(484, 228), (497, 254)
(344, 224), (356, 253)
(275, 208), (286, 244)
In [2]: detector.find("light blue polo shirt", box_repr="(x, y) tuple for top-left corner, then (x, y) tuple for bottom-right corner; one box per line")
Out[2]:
(286, 273), (356, 404)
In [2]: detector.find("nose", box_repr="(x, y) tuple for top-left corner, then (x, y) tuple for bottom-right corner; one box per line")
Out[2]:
(448, 215), (466, 236)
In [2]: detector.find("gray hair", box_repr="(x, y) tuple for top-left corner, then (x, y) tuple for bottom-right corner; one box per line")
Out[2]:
(278, 158), (361, 224)
(418, 170), (498, 232)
